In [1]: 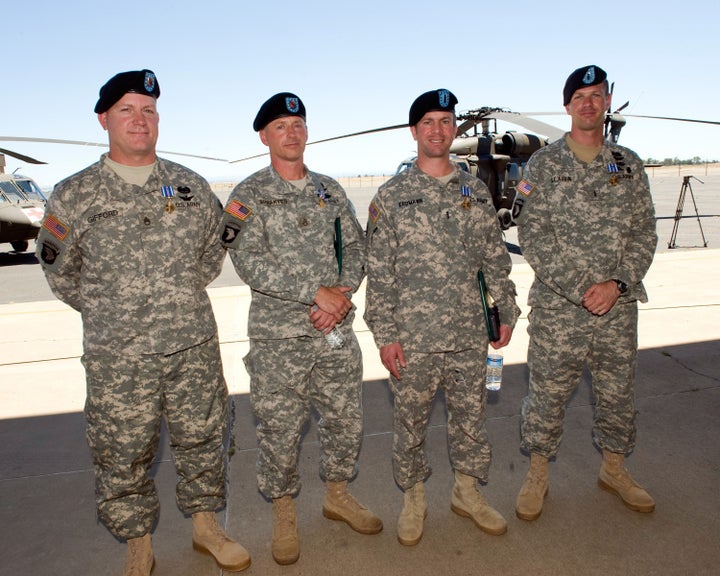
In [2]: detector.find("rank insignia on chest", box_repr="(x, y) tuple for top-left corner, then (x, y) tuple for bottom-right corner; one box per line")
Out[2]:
(225, 199), (252, 221)
(161, 185), (175, 198)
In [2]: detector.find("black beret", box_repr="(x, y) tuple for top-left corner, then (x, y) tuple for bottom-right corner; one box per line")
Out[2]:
(253, 92), (306, 132)
(94, 69), (160, 113)
(408, 89), (458, 126)
(563, 65), (607, 105)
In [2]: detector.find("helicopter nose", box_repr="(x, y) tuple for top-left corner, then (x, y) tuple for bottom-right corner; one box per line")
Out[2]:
(1, 204), (44, 226)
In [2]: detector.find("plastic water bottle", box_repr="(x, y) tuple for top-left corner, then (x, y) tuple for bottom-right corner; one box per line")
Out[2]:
(312, 304), (346, 349)
(486, 352), (503, 391)
(324, 325), (345, 349)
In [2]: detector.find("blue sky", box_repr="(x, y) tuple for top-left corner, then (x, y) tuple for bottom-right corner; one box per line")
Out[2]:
(3, 0), (719, 188)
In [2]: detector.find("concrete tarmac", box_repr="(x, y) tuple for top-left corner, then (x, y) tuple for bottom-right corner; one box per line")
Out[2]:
(1, 166), (719, 575)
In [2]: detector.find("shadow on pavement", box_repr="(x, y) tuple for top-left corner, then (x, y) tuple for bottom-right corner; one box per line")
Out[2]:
(1, 340), (718, 575)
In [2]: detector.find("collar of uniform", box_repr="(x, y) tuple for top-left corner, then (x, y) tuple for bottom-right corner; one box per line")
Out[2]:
(269, 164), (311, 193)
(408, 161), (461, 185)
(560, 135), (608, 163)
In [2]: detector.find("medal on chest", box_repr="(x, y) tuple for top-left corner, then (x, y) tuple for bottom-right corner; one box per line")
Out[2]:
(161, 185), (176, 213)
(461, 185), (472, 209)
(316, 185), (327, 208)
(607, 163), (619, 186)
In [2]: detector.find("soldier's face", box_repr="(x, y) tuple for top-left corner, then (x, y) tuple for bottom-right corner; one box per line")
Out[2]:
(411, 111), (456, 160)
(98, 93), (159, 165)
(565, 84), (609, 132)
(260, 116), (308, 163)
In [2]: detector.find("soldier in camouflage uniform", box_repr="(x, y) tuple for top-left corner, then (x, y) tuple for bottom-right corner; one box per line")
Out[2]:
(36, 70), (250, 575)
(221, 93), (382, 566)
(514, 65), (658, 522)
(364, 89), (520, 546)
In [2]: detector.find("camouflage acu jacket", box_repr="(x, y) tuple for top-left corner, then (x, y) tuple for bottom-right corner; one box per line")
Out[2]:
(515, 136), (657, 308)
(36, 155), (225, 355)
(221, 165), (365, 340)
(364, 163), (520, 353)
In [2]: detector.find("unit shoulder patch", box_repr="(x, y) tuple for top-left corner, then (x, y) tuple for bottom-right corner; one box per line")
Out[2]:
(369, 200), (381, 223)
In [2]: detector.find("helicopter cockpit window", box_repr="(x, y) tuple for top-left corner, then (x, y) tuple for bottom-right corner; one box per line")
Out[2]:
(0, 181), (27, 203)
(15, 178), (47, 202)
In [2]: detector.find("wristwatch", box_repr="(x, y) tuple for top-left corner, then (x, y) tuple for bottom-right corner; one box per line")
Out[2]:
(613, 279), (628, 294)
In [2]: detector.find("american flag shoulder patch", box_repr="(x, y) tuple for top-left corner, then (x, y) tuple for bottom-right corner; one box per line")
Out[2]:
(369, 200), (381, 223)
(43, 214), (70, 241)
(225, 199), (252, 221)
(516, 179), (535, 197)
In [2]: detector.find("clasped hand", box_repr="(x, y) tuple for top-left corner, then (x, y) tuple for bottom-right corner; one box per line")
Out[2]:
(582, 280), (620, 316)
(309, 285), (353, 333)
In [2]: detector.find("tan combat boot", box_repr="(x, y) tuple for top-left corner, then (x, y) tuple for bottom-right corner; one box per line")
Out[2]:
(598, 450), (655, 513)
(516, 453), (549, 521)
(397, 481), (427, 546)
(450, 470), (507, 535)
(124, 533), (154, 576)
(272, 495), (299, 565)
(192, 512), (251, 572)
(323, 480), (383, 534)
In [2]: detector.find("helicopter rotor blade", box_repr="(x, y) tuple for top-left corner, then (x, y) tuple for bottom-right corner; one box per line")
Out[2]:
(491, 112), (565, 141)
(229, 123), (409, 164)
(622, 114), (720, 126)
(0, 136), (229, 163)
(453, 108), (565, 141)
(0, 147), (47, 165)
(519, 111), (720, 128)
(307, 123), (409, 146)
(229, 150), (271, 163)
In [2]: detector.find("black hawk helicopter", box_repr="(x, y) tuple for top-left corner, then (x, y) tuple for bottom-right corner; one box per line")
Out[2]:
(229, 88), (720, 230)
(0, 147), (47, 253)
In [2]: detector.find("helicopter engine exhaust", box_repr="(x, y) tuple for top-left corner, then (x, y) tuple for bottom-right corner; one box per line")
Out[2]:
(496, 132), (547, 156)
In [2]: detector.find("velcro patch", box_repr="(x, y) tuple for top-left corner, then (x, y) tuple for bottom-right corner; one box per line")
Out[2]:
(42, 214), (70, 240)
(39, 239), (62, 266)
(369, 200), (381, 223)
(222, 222), (242, 246)
(516, 179), (535, 197)
(225, 200), (252, 221)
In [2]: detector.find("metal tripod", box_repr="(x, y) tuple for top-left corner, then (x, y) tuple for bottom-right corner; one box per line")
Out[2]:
(668, 175), (708, 249)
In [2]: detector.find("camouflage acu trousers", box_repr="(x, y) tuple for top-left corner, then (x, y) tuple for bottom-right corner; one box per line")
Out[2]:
(244, 333), (364, 500)
(82, 336), (229, 539)
(521, 302), (639, 458)
(389, 348), (491, 490)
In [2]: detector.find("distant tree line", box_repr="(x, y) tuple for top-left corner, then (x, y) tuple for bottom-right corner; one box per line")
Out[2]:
(644, 157), (719, 166)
